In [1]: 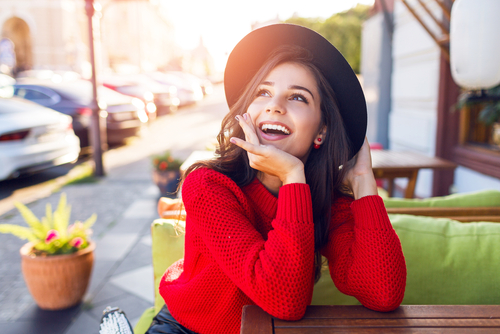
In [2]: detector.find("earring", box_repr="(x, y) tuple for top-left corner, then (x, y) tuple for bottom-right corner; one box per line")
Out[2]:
(314, 137), (322, 149)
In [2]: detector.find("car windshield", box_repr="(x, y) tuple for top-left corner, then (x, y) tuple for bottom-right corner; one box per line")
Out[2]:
(49, 81), (132, 105)
(115, 85), (146, 97)
(50, 81), (93, 104)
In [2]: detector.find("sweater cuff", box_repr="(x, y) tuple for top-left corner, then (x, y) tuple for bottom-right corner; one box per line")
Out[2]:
(350, 195), (392, 230)
(276, 183), (313, 224)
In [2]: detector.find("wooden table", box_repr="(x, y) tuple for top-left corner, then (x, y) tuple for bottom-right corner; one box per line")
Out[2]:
(241, 305), (500, 333)
(371, 150), (457, 199)
(179, 150), (457, 199)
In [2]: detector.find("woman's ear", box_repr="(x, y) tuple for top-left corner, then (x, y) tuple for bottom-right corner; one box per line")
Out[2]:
(314, 125), (327, 144)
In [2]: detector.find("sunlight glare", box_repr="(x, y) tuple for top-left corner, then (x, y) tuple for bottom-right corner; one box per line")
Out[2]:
(160, 0), (375, 71)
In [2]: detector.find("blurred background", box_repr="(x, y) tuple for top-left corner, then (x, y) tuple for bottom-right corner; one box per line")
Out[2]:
(1, 1), (500, 333)
(1, 0), (499, 210)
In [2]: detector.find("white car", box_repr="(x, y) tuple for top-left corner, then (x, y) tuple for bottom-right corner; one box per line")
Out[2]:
(0, 97), (81, 181)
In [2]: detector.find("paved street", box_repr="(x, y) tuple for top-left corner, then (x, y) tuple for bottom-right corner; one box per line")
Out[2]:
(0, 84), (228, 334)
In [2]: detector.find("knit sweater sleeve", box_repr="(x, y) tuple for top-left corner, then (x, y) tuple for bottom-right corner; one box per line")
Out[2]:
(322, 195), (407, 311)
(182, 168), (316, 320)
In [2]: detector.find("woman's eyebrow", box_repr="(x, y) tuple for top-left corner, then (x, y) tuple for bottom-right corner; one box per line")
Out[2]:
(289, 85), (315, 99)
(261, 81), (274, 86)
(259, 81), (315, 99)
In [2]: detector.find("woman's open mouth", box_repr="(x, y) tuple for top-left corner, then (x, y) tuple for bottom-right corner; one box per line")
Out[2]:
(259, 122), (291, 141)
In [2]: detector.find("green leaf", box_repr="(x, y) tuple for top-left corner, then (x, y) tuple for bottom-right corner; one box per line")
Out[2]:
(44, 203), (53, 230)
(34, 241), (52, 253)
(14, 202), (45, 240)
(479, 105), (499, 125)
(82, 214), (97, 230)
(53, 193), (71, 237)
(0, 224), (38, 242)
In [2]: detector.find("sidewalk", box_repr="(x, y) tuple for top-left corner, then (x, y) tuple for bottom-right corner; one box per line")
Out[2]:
(0, 156), (162, 334)
(0, 85), (227, 334)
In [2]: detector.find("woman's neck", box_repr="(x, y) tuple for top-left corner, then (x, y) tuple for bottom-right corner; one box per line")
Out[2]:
(257, 172), (282, 197)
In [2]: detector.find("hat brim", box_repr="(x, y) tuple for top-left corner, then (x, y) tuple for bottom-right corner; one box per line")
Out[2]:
(224, 23), (367, 159)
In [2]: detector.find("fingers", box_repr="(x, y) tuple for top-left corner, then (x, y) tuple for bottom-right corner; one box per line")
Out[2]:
(230, 136), (266, 155)
(235, 114), (260, 146)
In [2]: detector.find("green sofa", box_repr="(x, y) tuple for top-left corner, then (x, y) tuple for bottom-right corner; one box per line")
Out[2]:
(134, 190), (500, 334)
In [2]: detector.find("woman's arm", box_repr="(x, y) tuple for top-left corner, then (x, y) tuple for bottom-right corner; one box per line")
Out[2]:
(322, 195), (407, 311)
(182, 169), (315, 319)
(343, 138), (378, 200)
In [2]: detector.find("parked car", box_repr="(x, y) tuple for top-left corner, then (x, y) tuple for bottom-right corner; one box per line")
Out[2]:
(13, 80), (148, 147)
(102, 74), (180, 116)
(101, 76), (158, 121)
(99, 85), (149, 145)
(0, 96), (80, 181)
(13, 81), (91, 147)
(147, 71), (203, 107)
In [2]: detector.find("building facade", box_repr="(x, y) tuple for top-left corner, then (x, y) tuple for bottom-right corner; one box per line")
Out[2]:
(0, 0), (176, 76)
(361, 0), (500, 197)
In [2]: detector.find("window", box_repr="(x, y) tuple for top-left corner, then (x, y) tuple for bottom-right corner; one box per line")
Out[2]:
(15, 88), (56, 106)
(452, 89), (500, 179)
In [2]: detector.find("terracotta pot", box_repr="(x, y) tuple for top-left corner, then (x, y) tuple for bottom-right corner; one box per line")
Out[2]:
(20, 241), (95, 310)
(152, 169), (181, 197)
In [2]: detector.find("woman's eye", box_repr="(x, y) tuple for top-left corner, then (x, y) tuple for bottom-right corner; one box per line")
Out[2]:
(291, 94), (308, 103)
(256, 89), (270, 97)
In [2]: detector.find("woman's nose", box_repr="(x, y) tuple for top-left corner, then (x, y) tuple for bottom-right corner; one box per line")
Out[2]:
(265, 97), (286, 115)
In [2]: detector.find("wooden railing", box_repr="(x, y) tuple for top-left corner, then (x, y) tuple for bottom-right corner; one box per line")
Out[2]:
(400, 0), (454, 61)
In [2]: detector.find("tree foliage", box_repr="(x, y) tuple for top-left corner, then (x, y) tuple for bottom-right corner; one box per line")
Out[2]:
(285, 4), (371, 74)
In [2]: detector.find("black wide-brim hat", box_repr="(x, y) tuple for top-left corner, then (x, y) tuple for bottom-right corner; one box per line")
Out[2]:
(224, 23), (367, 159)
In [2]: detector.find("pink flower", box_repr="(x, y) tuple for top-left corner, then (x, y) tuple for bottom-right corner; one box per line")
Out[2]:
(159, 161), (168, 170)
(70, 237), (84, 248)
(45, 230), (59, 244)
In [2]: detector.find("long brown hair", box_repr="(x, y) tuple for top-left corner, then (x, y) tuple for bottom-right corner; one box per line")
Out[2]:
(183, 45), (352, 282)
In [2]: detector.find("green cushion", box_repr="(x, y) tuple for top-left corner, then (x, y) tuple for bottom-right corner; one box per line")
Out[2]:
(151, 219), (186, 314)
(311, 260), (360, 305)
(392, 214), (500, 304)
(133, 307), (156, 334)
(383, 189), (500, 208)
(313, 214), (500, 306)
(150, 213), (500, 313)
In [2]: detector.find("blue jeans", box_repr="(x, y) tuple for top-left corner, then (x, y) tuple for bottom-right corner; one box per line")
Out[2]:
(145, 305), (197, 334)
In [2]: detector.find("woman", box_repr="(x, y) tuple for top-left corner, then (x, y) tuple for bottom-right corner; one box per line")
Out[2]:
(151, 24), (406, 334)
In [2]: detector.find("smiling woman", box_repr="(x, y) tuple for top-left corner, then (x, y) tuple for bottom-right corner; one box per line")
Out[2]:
(127, 23), (407, 334)
(246, 61), (324, 164)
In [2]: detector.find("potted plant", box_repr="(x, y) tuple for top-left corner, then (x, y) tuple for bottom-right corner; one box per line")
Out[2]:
(151, 150), (184, 197)
(457, 84), (500, 147)
(0, 193), (96, 310)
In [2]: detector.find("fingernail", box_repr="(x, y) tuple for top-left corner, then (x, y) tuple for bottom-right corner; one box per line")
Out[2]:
(235, 115), (240, 121)
(230, 137), (236, 144)
(243, 113), (248, 120)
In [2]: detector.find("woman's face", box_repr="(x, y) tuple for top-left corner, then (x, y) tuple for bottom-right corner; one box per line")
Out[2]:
(246, 62), (325, 162)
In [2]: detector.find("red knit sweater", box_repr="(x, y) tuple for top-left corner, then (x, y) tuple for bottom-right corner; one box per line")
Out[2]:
(159, 168), (406, 334)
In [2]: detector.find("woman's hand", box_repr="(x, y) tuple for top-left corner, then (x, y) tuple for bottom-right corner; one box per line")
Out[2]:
(230, 113), (306, 185)
(343, 138), (378, 199)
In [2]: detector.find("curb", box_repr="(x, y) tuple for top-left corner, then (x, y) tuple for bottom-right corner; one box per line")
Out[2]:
(0, 160), (96, 217)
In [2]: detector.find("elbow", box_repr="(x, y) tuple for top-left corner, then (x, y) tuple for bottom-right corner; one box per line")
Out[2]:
(362, 284), (406, 312)
(262, 291), (310, 321)
(268, 304), (307, 321)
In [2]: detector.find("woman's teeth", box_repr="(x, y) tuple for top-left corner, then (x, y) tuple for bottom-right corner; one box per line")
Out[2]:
(261, 124), (290, 135)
